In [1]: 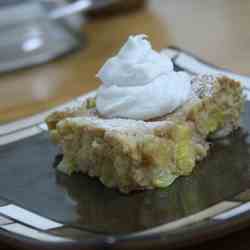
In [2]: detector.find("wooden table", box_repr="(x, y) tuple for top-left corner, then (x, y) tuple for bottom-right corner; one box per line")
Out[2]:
(1, 0), (250, 249)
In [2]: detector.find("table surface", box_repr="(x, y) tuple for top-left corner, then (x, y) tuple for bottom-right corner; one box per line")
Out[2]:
(1, 0), (250, 249)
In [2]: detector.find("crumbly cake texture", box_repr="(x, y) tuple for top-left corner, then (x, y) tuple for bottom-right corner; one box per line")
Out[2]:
(46, 75), (244, 193)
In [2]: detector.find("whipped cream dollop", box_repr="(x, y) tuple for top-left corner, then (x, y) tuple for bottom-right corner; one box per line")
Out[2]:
(96, 34), (191, 120)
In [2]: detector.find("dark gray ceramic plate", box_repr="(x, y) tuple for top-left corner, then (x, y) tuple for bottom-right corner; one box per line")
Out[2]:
(1, 49), (250, 250)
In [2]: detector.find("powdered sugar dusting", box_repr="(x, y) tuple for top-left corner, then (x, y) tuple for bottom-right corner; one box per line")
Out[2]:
(62, 116), (172, 133)
(191, 75), (216, 98)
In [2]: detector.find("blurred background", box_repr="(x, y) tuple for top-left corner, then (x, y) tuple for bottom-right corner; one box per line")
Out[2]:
(0, 0), (146, 73)
(1, 0), (250, 124)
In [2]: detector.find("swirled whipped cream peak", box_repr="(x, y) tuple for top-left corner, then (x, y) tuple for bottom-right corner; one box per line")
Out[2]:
(96, 34), (192, 120)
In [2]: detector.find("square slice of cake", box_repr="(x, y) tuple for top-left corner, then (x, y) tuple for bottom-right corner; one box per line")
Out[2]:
(46, 75), (244, 193)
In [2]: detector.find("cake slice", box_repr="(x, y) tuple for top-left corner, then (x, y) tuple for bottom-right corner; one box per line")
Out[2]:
(46, 75), (244, 193)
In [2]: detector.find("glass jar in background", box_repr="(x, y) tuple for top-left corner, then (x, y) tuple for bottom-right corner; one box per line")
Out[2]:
(0, 0), (146, 73)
